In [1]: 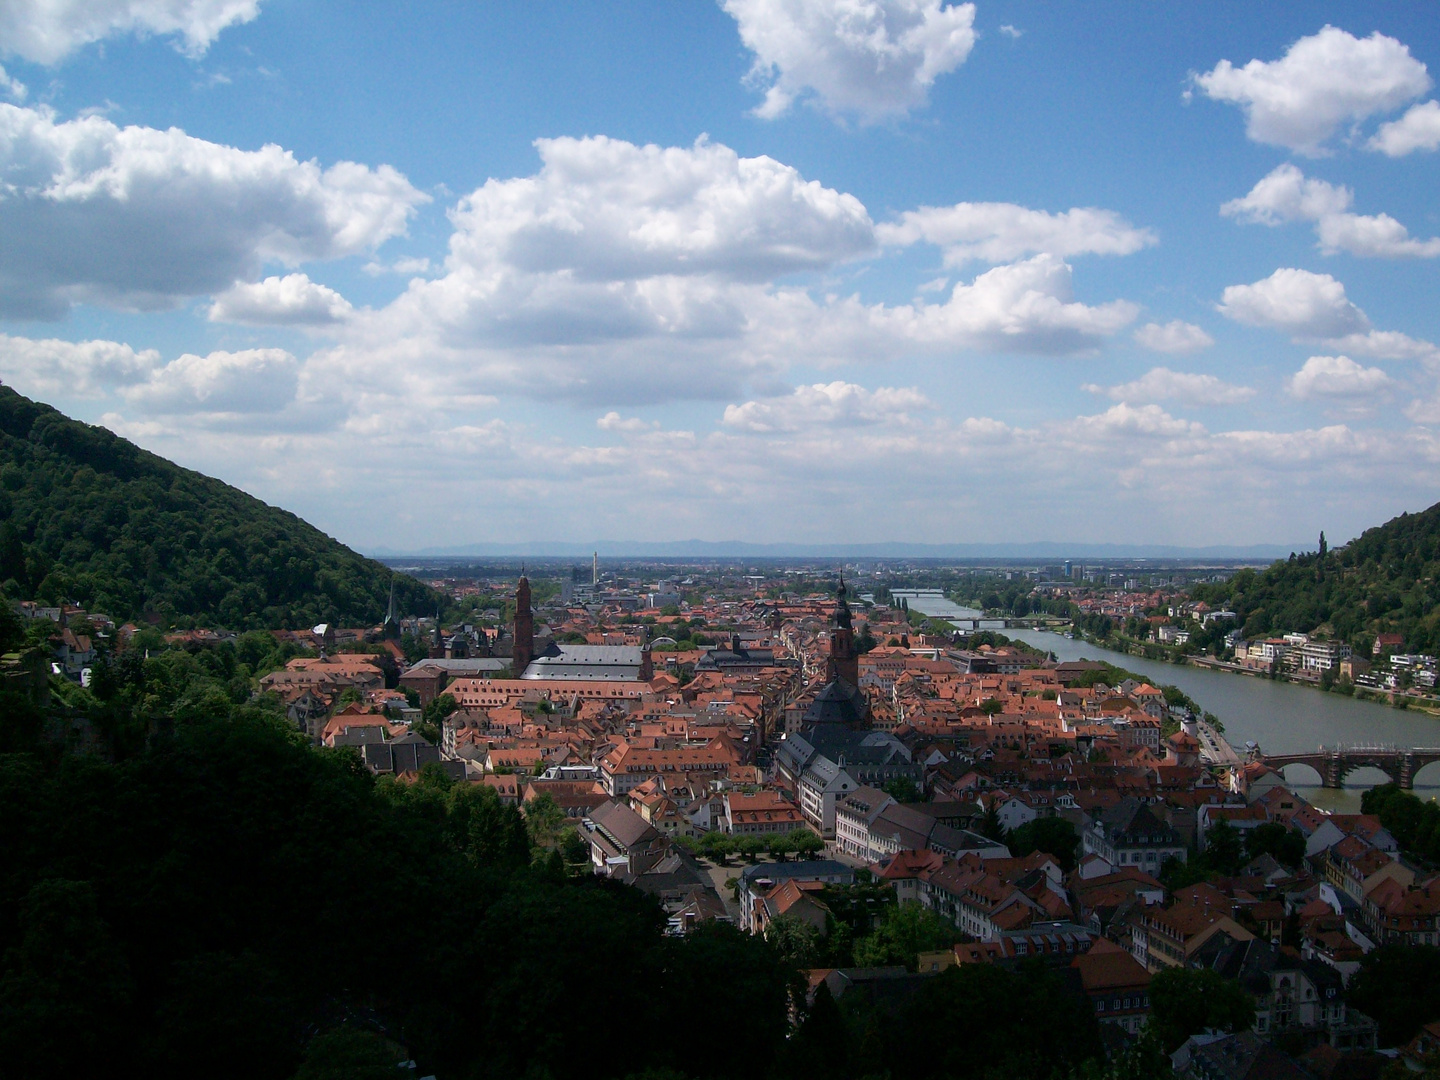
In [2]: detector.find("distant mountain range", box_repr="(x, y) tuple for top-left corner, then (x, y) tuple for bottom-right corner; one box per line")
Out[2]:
(371, 539), (1300, 561)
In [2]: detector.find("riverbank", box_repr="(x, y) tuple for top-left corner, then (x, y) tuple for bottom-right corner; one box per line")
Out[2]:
(1059, 625), (1440, 718)
(1005, 628), (1440, 813)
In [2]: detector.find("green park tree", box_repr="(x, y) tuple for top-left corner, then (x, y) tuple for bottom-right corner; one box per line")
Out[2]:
(1148, 967), (1256, 1053)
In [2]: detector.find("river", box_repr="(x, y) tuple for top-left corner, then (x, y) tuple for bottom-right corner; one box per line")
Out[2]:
(1006, 629), (1440, 812)
(890, 591), (1005, 629)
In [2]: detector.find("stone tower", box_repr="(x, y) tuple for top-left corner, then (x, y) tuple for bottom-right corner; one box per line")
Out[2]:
(828, 576), (859, 688)
(513, 568), (534, 677)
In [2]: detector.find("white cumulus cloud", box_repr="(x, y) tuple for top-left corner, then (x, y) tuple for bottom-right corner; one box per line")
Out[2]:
(1217, 267), (1440, 361)
(0, 103), (427, 318)
(876, 202), (1156, 266)
(121, 347), (299, 414)
(596, 412), (657, 433)
(1287, 355), (1393, 400)
(1194, 26), (1431, 155)
(1222, 164), (1440, 258)
(1316, 331), (1440, 364)
(0, 0), (262, 64)
(1069, 401), (1205, 441)
(1217, 268), (1369, 339)
(208, 273), (354, 326)
(0, 332), (159, 397)
(1133, 321), (1213, 354)
(1368, 100), (1440, 156)
(448, 134), (874, 284)
(772, 253), (1139, 362)
(0, 64), (26, 101)
(722, 380), (929, 432)
(1084, 367), (1254, 407)
(722, 0), (977, 121)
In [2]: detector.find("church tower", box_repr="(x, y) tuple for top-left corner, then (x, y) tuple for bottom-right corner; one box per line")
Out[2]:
(828, 576), (859, 687)
(428, 600), (444, 659)
(513, 568), (534, 677)
(382, 579), (401, 641)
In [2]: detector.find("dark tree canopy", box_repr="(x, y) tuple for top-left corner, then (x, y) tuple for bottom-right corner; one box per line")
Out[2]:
(1007, 815), (1080, 873)
(1347, 944), (1440, 1047)
(1148, 967), (1256, 1053)
(0, 383), (433, 628)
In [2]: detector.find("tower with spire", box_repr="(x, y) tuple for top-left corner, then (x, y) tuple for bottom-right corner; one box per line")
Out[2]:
(382, 578), (401, 641)
(513, 565), (534, 677)
(827, 576), (859, 688)
(428, 599), (444, 659)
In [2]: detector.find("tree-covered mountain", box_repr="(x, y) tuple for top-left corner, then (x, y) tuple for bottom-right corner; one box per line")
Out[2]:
(1191, 503), (1440, 652)
(0, 384), (432, 628)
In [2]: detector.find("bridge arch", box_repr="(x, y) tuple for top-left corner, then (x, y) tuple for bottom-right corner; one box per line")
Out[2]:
(1333, 756), (1403, 788)
(1276, 762), (1324, 788)
(1411, 758), (1440, 792)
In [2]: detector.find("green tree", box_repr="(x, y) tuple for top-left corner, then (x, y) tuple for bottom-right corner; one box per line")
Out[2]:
(699, 830), (736, 864)
(857, 962), (1103, 1080)
(882, 775), (920, 803)
(765, 912), (822, 968)
(979, 801), (1004, 841)
(293, 1029), (408, 1080)
(781, 981), (851, 1080)
(0, 879), (134, 1080)
(737, 834), (767, 861)
(1202, 818), (1245, 876)
(789, 828), (824, 857)
(1007, 816), (1080, 873)
(1347, 944), (1440, 1047)
(1148, 966), (1256, 1053)
(852, 901), (958, 971)
(524, 792), (566, 852)
(1243, 822), (1306, 867)
(416, 691), (457, 743)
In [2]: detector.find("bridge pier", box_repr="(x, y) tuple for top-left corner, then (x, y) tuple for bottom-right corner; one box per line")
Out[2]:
(1323, 756), (1344, 789)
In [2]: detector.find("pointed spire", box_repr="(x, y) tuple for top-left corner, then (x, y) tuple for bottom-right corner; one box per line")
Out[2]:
(833, 574), (852, 630)
(382, 575), (401, 639)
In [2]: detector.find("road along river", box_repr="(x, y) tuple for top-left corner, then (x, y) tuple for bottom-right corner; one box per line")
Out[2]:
(1006, 630), (1440, 812)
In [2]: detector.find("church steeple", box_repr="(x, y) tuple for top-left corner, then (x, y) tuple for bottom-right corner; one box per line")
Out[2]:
(428, 599), (444, 658)
(827, 575), (858, 687)
(513, 567), (534, 677)
(382, 577), (401, 640)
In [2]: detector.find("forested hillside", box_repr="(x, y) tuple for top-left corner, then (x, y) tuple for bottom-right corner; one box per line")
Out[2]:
(0, 384), (432, 627)
(1191, 503), (1440, 651)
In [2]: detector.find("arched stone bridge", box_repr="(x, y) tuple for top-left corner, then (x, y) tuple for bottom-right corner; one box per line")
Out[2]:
(1258, 745), (1440, 789)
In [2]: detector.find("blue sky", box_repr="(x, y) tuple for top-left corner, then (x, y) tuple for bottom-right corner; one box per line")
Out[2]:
(2, 1), (1438, 552)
